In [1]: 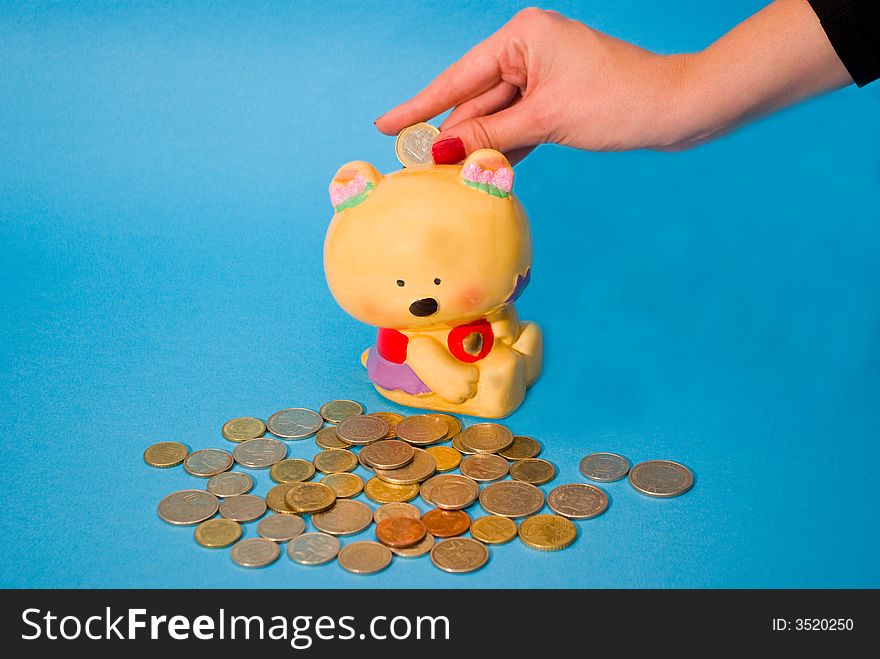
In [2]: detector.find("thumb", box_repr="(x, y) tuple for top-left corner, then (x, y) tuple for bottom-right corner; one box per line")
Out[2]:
(431, 104), (542, 164)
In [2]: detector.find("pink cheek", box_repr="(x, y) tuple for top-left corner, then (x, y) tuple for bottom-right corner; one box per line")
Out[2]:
(457, 287), (486, 310)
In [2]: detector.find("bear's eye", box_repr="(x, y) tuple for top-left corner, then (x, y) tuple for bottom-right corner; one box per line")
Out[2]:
(434, 278), (441, 285)
(396, 279), (405, 287)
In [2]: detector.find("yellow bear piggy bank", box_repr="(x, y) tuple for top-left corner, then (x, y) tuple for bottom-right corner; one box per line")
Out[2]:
(324, 149), (542, 419)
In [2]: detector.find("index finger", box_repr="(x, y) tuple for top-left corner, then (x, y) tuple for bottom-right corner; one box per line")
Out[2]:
(374, 34), (505, 135)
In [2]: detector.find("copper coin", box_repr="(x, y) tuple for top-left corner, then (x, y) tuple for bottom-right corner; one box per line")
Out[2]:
(367, 412), (404, 439)
(375, 517), (428, 548)
(360, 440), (414, 470)
(459, 453), (509, 482)
(395, 415), (448, 445)
(421, 508), (470, 538)
(336, 415), (389, 445)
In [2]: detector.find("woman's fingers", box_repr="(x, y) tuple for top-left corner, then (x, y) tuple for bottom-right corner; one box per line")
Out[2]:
(432, 98), (543, 162)
(440, 81), (520, 131)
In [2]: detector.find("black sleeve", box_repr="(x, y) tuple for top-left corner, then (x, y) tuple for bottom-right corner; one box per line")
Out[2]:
(808, 0), (880, 86)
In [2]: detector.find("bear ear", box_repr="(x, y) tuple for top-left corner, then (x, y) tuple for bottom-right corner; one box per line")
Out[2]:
(329, 161), (382, 213)
(460, 149), (514, 198)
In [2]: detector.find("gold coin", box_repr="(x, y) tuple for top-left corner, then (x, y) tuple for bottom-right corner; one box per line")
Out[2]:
(395, 415), (448, 445)
(457, 423), (514, 454)
(221, 416), (266, 442)
(319, 399), (364, 424)
(479, 481), (544, 518)
(270, 458), (316, 484)
(395, 122), (440, 168)
(518, 514), (577, 551)
(144, 441), (188, 468)
(312, 500), (374, 536)
(459, 453), (509, 482)
(373, 502), (421, 524)
(336, 415), (389, 445)
(364, 477), (420, 503)
(360, 440), (414, 470)
(265, 483), (297, 514)
(429, 538), (488, 573)
(390, 533), (435, 558)
(315, 426), (352, 450)
(374, 448), (436, 484)
(420, 474), (479, 510)
(320, 472), (364, 498)
(338, 541), (392, 575)
(509, 458), (556, 485)
(470, 515), (517, 544)
(284, 482), (337, 514)
(426, 446), (462, 472)
(498, 435), (541, 460)
(451, 434), (476, 455)
(194, 518), (242, 548)
(313, 448), (359, 474)
(429, 413), (462, 440)
(357, 448), (374, 472)
(368, 412), (404, 439)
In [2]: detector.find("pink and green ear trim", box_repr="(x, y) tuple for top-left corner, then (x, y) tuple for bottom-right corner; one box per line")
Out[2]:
(330, 174), (375, 212)
(461, 163), (513, 198)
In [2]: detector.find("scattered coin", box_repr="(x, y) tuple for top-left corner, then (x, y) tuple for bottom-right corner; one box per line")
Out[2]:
(364, 477), (420, 503)
(206, 471), (254, 498)
(320, 472), (364, 498)
(430, 538), (488, 573)
(548, 483), (609, 519)
(313, 448), (359, 474)
(374, 448), (436, 484)
(395, 415), (448, 445)
(395, 122), (440, 168)
(420, 474), (479, 510)
(233, 437), (287, 469)
(628, 460), (693, 498)
(360, 440), (414, 470)
(312, 500), (374, 536)
(579, 452), (631, 482)
(391, 533), (435, 558)
(158, 490), (219, 526)
(315, 426), (352, 450)
(422, 508), (470, 538)
(265, 483), (298, 514)
(257, 514), (306, 542)
(336, 415), (389, 445)
(367, 412), (404, 439)
(219, 494), (267, 522)
(376, 516), (427, 548)
(183, 449), (234, 477)
(357, 449), (374, 472)
(194, 518), (242, 548)
(509, 458), (556, 485)
(457, 423), (514, 454)
(144, 441), (188, 468)
(499, 436), (541, 461)
(430, 413), (462, 440)
(459, 453), (509, 482)
(518, 514), (577, 551)
(426, 446), (462, 472)
(267, 408), (323, 439)
(270, 458), (315, 484)
(288, 532), (340, 566)
(470, 515), (517, 544)
(451, 434), (476, 455)
(479, 481), (544, 518)
(284, 482), (337, 514)
(338, 541), (392, 575)
(319, 399), (364, 424)
(373, 502), (421, 525)
(231, 538), (280, 568)
(221, 417), (266, 442)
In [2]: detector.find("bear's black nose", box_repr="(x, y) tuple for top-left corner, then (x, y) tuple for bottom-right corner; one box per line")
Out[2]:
(409, 297), (438, 317)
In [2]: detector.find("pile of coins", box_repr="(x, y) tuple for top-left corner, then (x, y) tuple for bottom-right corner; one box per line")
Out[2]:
(145, 400), (693, 574)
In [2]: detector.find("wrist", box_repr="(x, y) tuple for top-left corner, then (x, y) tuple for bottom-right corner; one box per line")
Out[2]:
(646, 52), (717, 151)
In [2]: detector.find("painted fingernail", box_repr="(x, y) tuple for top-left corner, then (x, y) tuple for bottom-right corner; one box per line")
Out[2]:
(431, 136), (466, 164)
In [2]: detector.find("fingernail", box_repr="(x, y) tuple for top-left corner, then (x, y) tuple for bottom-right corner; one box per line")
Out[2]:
(432, 136), (466, 164)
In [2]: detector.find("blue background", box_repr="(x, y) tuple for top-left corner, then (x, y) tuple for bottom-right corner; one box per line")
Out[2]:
(1, 0), (878, 589)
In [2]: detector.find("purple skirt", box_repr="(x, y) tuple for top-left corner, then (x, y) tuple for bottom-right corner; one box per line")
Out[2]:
(366, 348), (431, 395)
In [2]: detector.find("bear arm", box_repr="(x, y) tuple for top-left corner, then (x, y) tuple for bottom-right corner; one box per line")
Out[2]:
(406, 334), (478, 403)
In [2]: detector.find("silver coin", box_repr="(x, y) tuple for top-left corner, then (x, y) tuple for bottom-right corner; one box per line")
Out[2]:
(429, 537), (489, 573)
(219, 494), (267, 522)
(479, 481), (544, 518)
(373, 448), (436, 484)
(287, 532), (341, 565)
(391, 533), (435, 558)
(311, 500), (374, 536)
(420, 474), (479, 510)
(233, 437), (287, 468)
(336, 415), (389, 445)
(547, 483), (609, 519)
(629, 460), (694, 497)
(183, 449), (234, 477)
(267, 407), (324, 439)
(206, 471), (253, 497)
(457, 423), (514, 454)
(338, 541), (392, 575)
(373, 502), (421, 525)
(258, 514), (306, 542)
(459, 453), (509, 482)
(395, 122), (440, 167)
(157, 489), (219, 526)
(231, 538), (280, 568)
(319, 399), (364, 424)
(579, 452), (631, 482)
